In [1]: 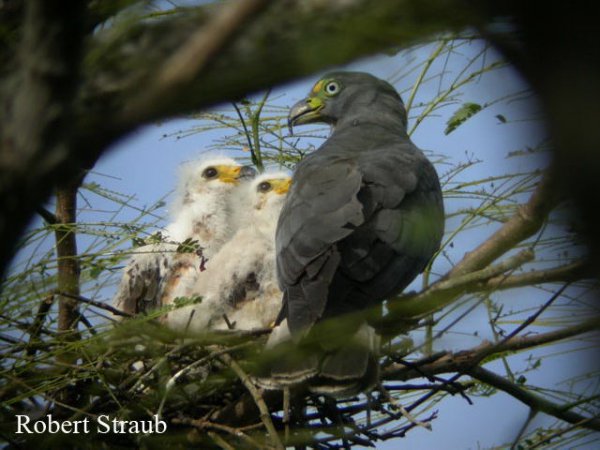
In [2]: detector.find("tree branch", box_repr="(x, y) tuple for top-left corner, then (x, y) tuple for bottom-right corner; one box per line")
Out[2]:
(386, 248), (535, 321)
(56, 291), (132, 318)
(449, 167), (561, 277)
(123, 0), (274, 124)
(0, 0), (85, 279)
(219, 352), (284, 450)
(55, 181), (82, 336)
(383, 316), (600, 380)
(477, 259), (592, 291)
(467, 366), (600, 431)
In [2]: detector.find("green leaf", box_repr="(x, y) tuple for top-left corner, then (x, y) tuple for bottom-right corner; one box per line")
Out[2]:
(445, 102), (482, 135)
(177, 237), (200, 253)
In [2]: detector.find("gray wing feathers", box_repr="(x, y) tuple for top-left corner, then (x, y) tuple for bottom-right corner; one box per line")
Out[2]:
(276, 159), (364, 288)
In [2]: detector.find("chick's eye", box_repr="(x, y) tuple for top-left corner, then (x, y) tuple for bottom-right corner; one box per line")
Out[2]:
(325, 81), (340, 96)
(203, 167), (218, 179)
(258, 181), (272, 192)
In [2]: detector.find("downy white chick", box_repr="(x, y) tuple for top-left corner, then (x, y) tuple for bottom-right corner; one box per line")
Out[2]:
(168, 171), (291, 332)
(113, 157), (256, 318)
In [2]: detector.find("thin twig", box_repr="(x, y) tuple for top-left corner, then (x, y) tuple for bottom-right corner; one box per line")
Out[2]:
(250, 88), (271, 171)
(77, 313), (97, 335)
(56, 291), (132, 318)
(480, 260), (590, 291)
(378, 383), (432, 430)
(219, 352), (284, 450)
(383, 315), (600, 380)
(496, 283), (568, 344)
(27, 294), (55, 355)
(386, 248), (535, 320)
(467, 366), (600, 431)
(232, 102), (257, 164)
(173, 417), (265, 449)
(36, 206), (57, 224)
(525, 418), (596, 449)
(449, 167), (560, 277)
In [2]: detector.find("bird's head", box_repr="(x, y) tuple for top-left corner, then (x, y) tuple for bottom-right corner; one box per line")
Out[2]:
(251, 172), (292, 212)
(181, 157), (257, 198)
(229, 171), (291, 235)
(167, 157), (257, 243)
(288, 71), (407, 133)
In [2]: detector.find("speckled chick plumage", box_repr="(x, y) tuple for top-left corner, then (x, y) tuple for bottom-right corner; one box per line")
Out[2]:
(168, 171), (291, 332)
(113, 157), (254, 317)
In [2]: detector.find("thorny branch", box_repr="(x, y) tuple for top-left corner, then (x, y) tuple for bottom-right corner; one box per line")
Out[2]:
(467, 366), (600, 431)
(449, 167), (561, 277)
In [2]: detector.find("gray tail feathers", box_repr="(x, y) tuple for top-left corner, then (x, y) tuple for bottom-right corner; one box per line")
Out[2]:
(256, 321), (380, 398)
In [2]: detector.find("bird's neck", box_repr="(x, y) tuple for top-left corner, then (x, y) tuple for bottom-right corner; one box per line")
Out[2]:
(165, 193), (233, 257)
(332, 113), (409, 140)
(334, 97), (408, 137)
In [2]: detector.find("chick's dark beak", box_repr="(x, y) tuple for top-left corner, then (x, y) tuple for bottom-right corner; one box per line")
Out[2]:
(240, 165), (257, 180)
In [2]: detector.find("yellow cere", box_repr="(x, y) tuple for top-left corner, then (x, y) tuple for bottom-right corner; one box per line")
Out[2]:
(216, 165), (242, 184)
(307, 97), (323, 109)
(312, 80), (324, 94)
(272, 178), (292, 194)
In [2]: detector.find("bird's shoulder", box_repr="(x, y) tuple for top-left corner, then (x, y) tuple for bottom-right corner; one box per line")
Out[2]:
(276, 134), (440, 287)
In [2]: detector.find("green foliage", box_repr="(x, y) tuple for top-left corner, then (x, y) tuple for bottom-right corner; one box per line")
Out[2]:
(1, 26), (598, 450)
(445, 102), (482, 134)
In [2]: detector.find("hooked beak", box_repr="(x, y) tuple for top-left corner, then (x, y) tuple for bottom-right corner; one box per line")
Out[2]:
(239, 165), (257, 180)
(287, 96), (324, 135)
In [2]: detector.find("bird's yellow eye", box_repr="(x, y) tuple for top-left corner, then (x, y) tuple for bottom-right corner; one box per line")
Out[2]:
(202, 167), (218, 179)
(324, 81), (341, 96)
(258, 181), (272, 192)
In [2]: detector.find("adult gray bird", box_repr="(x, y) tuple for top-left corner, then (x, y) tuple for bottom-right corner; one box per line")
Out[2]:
(113, 157), (256, 318)
(264, 71), (445, 397)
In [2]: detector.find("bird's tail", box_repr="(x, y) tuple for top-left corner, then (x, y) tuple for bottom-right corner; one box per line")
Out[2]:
(309, 323), (380, 397)
(257, 320), (380, 398)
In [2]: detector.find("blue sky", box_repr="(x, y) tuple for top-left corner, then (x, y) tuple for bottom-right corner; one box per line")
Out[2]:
(12, 39), (595, 448)
(93, 42), (563, 449)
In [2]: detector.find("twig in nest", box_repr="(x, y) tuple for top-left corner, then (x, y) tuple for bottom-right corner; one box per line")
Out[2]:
(173, 417), (263, 449)
(208, 431), (236, 450)
(219, 352), (284, 450)
(156, 342), (253, 418)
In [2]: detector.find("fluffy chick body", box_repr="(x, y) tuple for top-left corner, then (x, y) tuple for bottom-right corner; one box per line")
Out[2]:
(113, 157), (253, 317)
(169, 171), (291, 332)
